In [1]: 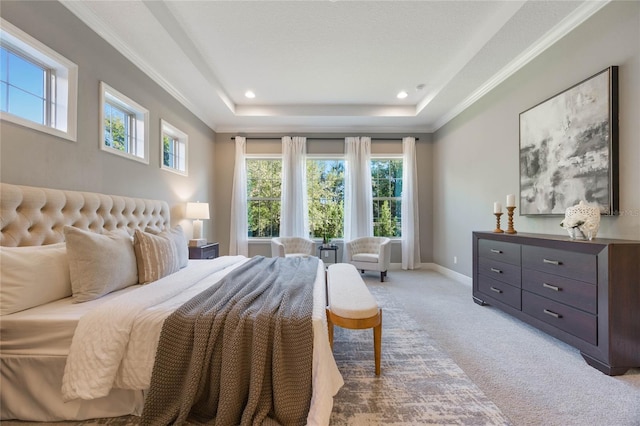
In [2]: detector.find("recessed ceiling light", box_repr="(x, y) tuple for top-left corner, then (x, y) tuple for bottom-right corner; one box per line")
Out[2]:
(245, 90), (255, 99)
(397, 91), (408, 99)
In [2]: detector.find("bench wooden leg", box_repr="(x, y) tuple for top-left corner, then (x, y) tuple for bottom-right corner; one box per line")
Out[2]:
(374, 310), (382, 375)
(327, 307), (382, 375)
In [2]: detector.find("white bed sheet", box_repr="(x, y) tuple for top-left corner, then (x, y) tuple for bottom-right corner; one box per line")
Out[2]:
(1, 256), (343, 424)
(0, 285), (142, 356)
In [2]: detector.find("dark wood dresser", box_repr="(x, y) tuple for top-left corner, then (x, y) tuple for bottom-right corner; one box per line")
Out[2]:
(472, 231), (640, 375)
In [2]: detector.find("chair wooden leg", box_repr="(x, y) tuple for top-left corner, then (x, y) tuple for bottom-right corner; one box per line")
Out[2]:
(373, 314), (382, 375)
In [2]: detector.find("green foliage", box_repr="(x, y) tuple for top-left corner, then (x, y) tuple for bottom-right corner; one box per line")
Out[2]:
(247, 159), (282, 237)
(163, 135), (171, 167)
(372, 159), (402, 237)
(375, 200), (395, 237)
(246, 157), (402, 239)
(104, 104), (127, 152)
(307, 160), (344, 239)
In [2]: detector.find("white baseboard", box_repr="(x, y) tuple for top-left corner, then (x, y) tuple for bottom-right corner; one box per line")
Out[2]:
(364, 263), (472, 286)
(421, 263), (472, 286)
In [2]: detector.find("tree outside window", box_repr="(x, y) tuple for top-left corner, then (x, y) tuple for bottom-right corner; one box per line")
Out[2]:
(372, 159), (402, 237)
(247, 159), (282, 237)
(307, 159), (344, 240)
(104, 102), (128, 152)
(161, 119), (188, 175)
(245, 156), (401, 240)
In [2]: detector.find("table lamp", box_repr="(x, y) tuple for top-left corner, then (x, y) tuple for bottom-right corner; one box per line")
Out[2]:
(186, 201), (210, 247)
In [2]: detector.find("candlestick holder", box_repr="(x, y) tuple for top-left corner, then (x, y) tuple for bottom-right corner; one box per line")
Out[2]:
(506, 206), (517, 234)
(493, 213), (504, 233)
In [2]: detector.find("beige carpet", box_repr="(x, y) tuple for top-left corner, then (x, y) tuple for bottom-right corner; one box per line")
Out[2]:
(329, 284), (511, 425)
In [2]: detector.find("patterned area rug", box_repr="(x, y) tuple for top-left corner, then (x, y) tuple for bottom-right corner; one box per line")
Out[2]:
(5, 285), (510, 426)
(329, 284), (511, 425)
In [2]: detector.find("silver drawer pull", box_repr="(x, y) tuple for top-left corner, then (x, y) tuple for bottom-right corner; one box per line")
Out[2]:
(490, 286), (503, 294)
(543, 309), (562, 319)
(543, 258), (562, 266)
(490, 268), (502, 274)
(490, 249), (502, 254)
(542, 283), (561, 292)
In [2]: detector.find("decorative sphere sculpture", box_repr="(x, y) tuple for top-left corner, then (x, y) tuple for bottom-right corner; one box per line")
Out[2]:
(561, 201), (600, 240)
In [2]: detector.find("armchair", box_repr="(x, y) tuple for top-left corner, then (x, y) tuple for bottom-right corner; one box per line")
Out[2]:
(271, 237), (316, 258)
(345, 237), (391, 282)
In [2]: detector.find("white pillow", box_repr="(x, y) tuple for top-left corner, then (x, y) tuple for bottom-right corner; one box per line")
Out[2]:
(146, 225), (188, 268)
(0, 243), (72, 315)
(64, 226), (138, 303)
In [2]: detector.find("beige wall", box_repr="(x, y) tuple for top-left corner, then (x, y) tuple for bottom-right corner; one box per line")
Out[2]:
(214, 133), (434, 263)
(0, 1), (217, 241)
(433, 1), (640, 277)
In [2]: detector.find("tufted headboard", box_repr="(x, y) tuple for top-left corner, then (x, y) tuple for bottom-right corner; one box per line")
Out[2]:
(0, 183), (170, 247)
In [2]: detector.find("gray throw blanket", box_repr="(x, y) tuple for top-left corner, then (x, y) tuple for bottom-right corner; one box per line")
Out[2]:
(140, 256), (318, 426)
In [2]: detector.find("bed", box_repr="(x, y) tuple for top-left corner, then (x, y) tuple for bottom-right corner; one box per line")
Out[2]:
(0, 183), (343, 425)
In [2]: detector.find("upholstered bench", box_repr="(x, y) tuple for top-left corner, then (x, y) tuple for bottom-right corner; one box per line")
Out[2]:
(326, 263), (382, 375)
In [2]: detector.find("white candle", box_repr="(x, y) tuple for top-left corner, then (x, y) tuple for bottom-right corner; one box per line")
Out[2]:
(494, 202), (502, 213)
(506, 194), (516, 207)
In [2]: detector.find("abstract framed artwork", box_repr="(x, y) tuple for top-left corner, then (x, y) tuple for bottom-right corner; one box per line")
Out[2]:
(519, 66), (618, 215)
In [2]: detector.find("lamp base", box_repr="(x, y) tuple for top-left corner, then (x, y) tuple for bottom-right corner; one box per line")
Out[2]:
(189, 239), (207, 247)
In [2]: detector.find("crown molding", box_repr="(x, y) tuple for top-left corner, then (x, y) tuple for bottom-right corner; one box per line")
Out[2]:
(59, 0), (218, 131)
(433, 0), (610, 131)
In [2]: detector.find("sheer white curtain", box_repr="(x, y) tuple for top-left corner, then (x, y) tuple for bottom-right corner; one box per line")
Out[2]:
(401, 136), (421, 269)
(229, 136), (248, 256)
(280, 136), (309, 237)
(344, 136), (373, 248)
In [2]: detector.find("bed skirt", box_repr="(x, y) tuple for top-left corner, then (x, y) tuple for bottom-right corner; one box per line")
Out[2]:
(1, 355), (144, 421)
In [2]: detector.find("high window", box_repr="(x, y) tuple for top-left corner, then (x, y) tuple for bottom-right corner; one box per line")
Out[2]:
(246, 158), (282, 237)
(371, 158), (403, 237)
(160, 119), (188, 175)
(307, 158), (345, 240)
(0, 18), (78, 141)
(100, 81), (148, 164)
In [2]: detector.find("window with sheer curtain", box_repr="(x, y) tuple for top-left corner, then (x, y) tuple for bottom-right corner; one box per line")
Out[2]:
(244, 156), (403, 239)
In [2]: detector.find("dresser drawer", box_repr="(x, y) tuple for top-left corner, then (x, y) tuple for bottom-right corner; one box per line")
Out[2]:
(478, 239), (520, 266)
(478, 257), (521, 287)
(522, 269), (596, 314)
(522, 246), (597, 284)
(522, 291), (596, 345)
(478, 275), (521, 310)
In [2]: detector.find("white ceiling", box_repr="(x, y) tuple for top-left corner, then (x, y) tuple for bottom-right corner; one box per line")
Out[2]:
(61, 0), (608, 134)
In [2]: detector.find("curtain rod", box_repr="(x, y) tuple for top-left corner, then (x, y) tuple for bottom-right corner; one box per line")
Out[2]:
(230, 137), (418, 141)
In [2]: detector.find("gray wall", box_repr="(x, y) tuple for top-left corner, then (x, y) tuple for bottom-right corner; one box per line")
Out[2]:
(433, 1), (640, 277)
(214, 133), (434, 262)
(0, 1), (217, 241)
(3, 2), (636, 274)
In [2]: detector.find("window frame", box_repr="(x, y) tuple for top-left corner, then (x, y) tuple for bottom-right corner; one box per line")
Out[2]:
(99, 81), (149, 164)
(371, 154), (403, 239)
(246, 155), (282, 240)
(0, 18), (78, 141)
(160, 119), (188, 176)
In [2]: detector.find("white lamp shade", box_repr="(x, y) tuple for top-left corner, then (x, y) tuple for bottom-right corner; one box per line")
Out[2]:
(186, 202), (210, 220)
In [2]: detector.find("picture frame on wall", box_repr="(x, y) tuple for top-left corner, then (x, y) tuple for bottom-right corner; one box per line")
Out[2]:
(519, 66), (618, 215)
